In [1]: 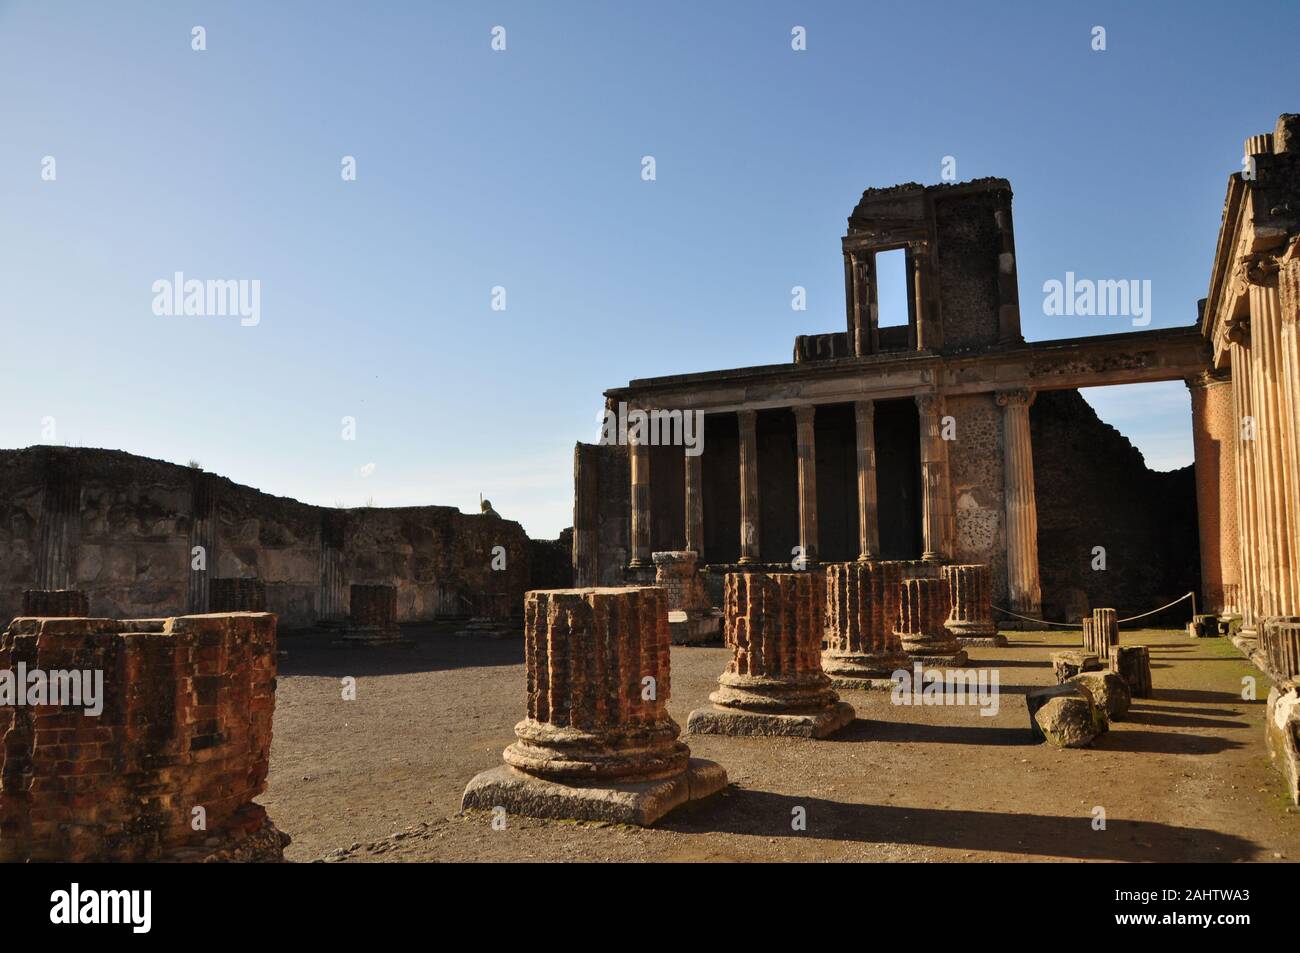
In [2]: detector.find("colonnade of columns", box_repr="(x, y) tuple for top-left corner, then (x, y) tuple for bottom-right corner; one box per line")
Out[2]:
(626, 393), (1043, 614)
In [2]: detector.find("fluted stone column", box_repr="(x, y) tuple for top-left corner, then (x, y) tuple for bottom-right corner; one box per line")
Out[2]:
(463, 586), (726, 825)
(738, 409), (760, 564)
(684, 451), (703, 556)
(1246, 255), (1297, 615)
(941, 563), (1003, 646)
(1083, 607), (1119, 661)
(823, 560), (905, 688)
(916, 394), (946, 562)
(998, 389), (1042, 618)
(896, 576), (967, 666)
(1278, 245), (1300, 613)
(855, 400), (880, 561)
(1232, 339), (1261, 632)
(688, 572), (854, 738)
(794, 405), (819, 563)
(845, 251), (879, 357)
(911, 243), (941, 351)
(629, 431), (651, 570)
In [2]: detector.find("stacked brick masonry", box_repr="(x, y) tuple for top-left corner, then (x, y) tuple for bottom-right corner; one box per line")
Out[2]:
(0, 612), (283, 862)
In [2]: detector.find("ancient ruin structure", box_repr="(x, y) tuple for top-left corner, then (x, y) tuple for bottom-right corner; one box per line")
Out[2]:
(1109, 644), (1153, 699)
(941, 563), (1002, 645)
(575, 176), (1208, 625)
(20, 588), (88, 617)
(896, 576), (967, 666)
(340, 583), (403, 644)
(210, 577), (267, 612)
(822, 559), (906, 689)
(688, 571), (854, 737)
(1262, 618), (1300, 681)
(1051, 650), (1101, 683)
(1201, 115), (1300, 632)
(652, 550), (721, 644)
(0, 447), (562, 629)
(462, 587), (725, 825)
(1083, 607), (1119, 661)
(0, 612), (287, 862)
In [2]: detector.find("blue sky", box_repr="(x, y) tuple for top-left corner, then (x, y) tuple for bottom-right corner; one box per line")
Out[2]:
(1, 1), (1295, 537)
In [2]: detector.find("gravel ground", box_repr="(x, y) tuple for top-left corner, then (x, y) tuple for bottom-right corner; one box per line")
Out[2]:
(259, 624), (1300, 862)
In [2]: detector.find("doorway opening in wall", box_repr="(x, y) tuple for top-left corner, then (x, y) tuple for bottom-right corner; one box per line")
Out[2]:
(874, 248), (910, 351)
(1031, 380), (1200, 624)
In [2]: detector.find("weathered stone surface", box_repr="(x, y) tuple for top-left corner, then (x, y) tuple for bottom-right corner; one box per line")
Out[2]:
(822, 560), (906, 689)
(1025, 682), (1108, 747)
(653, 551), (721, 645)
(689, 571), (854, 738)
(20, 588), (88, 617)
(1266, 682), (1300, 806)
(340, 583), (405, 644)
(1083, 607), (1119, 660)
(1068, 669), (1131, 721)
(461, 759), (727, 826)
(1034, 695), (1108, 748)
(942, 563), (1004, 645)
(1109, 644), (1152, 698)
(896, 576), (968, 666)
(210, 577), (266, 612)
(1051, 650), (1101, 683)
(463, 586), (724, 825)
(0, 612), (285, 862)
(1261, 617), (1300, 681)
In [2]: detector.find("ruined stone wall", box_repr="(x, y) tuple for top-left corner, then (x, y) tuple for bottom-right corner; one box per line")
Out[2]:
(0, 612), (282, 862)
(0, 447), (536, 628)
(1031, 390), (1200, 622)
(944, 393), (1008, 602)
(933, 185), (1009, 352)
(577, 441), (630, 586)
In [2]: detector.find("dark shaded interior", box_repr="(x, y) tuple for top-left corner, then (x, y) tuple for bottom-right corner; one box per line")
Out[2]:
(701, 413), (739, 563)
(873, 397), (923, 559)
(814, 402), (859, 562)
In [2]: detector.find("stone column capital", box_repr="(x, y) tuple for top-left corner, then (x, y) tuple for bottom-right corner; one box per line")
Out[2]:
(996, 388), (1035, 408)
(793, 404), (816, 428)
(1184, 369), (1232, 390)
(737, 408), (757, 432)
(914, 393), (942, 416)
(1240, 252), (1281, 289)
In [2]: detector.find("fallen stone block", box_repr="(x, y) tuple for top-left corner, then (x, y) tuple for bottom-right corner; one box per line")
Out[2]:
(1051, 650), (1101, 684)
(1266, 682), (1300, 806)
(1068, 669), (1131, 721)
(1026, 682), (1108, 747)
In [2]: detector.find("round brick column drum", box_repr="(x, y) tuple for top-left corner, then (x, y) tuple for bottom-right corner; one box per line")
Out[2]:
(503, 586), (689, 782)
(823, 560), (906, 685)
(710, 571), (837, 712)
(686, 572), (853, 737)
(896, 577), (967, 665)
(941, 564), (1000, 644)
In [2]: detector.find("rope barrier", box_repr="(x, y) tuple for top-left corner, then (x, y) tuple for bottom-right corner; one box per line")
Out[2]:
(992, 591), (1197, 629)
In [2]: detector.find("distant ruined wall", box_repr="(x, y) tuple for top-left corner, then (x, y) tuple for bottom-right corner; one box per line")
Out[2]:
(1031, 390), (1200, 622)
(0, 447), (539, 628)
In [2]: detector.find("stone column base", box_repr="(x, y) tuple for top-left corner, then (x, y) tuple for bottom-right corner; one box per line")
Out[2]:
(686, 702), (855, 738)
(460, 758), (727, 826)
(901, 645), (969, 667)
(668, 609), (722, 645)
(945, 621), (1005, 646)
(821, 651), (909, 691)
(335, 624), (410, 646)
